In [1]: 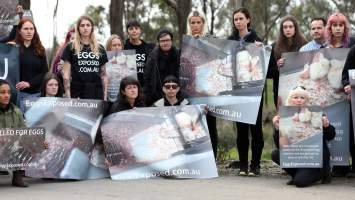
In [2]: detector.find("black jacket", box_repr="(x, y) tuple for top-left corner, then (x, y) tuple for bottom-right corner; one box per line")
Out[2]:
(227, 29), (262, 44)
(108, 98), (145, 114)
(342, 45), (355, 87)
(144, 46), (180, 105)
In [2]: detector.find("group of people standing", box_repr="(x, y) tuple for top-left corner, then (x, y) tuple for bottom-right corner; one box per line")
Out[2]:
(1, 3), (355, 189)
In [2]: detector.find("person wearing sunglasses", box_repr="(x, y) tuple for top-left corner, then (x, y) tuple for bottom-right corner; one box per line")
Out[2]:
(153, 75), (188, 107)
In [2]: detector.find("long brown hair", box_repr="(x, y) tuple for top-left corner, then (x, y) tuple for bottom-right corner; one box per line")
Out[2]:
(40, 73), (63, 97)
(15, 18), (45, 57)
(72, 15), (100, 56)
(274, 15), (306, 59)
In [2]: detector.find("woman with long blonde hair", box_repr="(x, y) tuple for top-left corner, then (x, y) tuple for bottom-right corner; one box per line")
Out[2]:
(62, 15), (108, 100)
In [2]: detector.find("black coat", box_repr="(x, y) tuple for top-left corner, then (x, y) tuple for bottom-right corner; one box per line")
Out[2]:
(144, 46), (180, 105)
(227, 29), (262, 43)
(342, 45), (355, 87)
(108, 98), (145, 114)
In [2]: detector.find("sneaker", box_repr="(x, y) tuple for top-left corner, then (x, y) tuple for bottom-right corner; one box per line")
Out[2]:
(238, 163), (248, 176)
(249, 165), (260, 177)
(238, 170), (248, 176)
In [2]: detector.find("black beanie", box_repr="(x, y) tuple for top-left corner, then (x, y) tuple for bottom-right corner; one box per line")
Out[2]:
(157, 28), (173, 41)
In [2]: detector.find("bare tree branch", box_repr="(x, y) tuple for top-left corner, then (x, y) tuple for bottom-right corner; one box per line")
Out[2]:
(164, 0), (178, 12)
(262, 0), (291, 41)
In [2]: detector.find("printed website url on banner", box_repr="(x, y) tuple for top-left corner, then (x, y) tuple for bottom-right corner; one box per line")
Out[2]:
(0, 162), (39, 168)
(25, 99), (98, 109)
(208, 106), (241, 118)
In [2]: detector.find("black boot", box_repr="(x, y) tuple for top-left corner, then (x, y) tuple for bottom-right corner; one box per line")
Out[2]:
(12, 170), (28, 187)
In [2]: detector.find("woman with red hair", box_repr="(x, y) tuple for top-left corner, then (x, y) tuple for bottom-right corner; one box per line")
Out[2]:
(325, 12), (353, 48)
(9, 18), (48, 111)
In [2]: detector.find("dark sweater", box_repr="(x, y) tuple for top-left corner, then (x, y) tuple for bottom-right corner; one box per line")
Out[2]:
(20, 44), (48, 94)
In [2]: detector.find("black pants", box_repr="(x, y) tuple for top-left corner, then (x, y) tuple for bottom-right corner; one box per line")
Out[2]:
(236, 98), (264, 168)
(71, 81), (103, 100)
(271, 149), (322, 187)
(207, 114), (218, 159)
(272, 75), (279, 107)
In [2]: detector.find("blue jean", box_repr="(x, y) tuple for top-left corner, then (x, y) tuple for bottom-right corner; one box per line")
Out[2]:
(17, 91), (40, 113)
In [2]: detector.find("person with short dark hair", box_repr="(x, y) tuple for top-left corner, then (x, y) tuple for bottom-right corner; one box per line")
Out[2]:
(153, 75), (188, 107)
(299, 17), (327, 51)
(144, 28), (180, 105)
(124, 20), (154, 87)
(108, 76), (145, 114)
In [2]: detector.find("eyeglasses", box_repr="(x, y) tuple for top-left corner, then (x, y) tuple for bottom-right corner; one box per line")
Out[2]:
(159, 39), (172, 43)
(163, 84), (179, 89)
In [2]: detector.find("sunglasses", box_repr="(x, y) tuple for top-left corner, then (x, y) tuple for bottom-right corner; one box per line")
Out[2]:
(163, 84), (179, 89)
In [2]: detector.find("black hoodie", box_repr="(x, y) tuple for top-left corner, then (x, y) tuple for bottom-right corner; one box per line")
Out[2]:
(124, 39), (155, 87)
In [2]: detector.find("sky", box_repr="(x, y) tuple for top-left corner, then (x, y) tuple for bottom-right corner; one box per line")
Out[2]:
(31, 0), (110, 49)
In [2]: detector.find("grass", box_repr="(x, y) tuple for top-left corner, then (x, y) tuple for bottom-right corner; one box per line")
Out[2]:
(216, 80), (277, 162)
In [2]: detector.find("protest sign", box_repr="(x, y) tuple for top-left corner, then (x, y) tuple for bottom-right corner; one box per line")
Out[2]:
(0, 127), (45, 170)
(180, 36), (270, 123)
(24, 97), (107, 179)
(101, 105), (218, 180)
(279, 106), (323, 168)
(106, 50), (137, 102)
(279, 48), (349, 165)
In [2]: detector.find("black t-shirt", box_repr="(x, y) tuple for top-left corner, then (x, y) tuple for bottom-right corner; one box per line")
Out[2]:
(124, 39), (154, 86)
(61, 42), (108, 83)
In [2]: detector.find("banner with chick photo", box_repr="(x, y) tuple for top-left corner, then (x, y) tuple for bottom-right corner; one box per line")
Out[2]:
(101, 105), (218, 180)
(23, 97), (108, 180)
(279, 48), (350, 166)
(0, 127), (45, 170)
(279, 106), (323, 168)
(106, 50), (137, 102)
(0, 0), (17, 38)
(180, 36), (270, 124)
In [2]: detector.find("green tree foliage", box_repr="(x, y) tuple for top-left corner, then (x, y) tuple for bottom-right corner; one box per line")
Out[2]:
(85, 5), (106, 36)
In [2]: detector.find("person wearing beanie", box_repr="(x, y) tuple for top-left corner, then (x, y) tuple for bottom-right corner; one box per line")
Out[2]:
(153, 75), (188, 107)
(271, 86), (335, 187)
(144, 28), (180, 106)
(124, 20), (155, 87)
